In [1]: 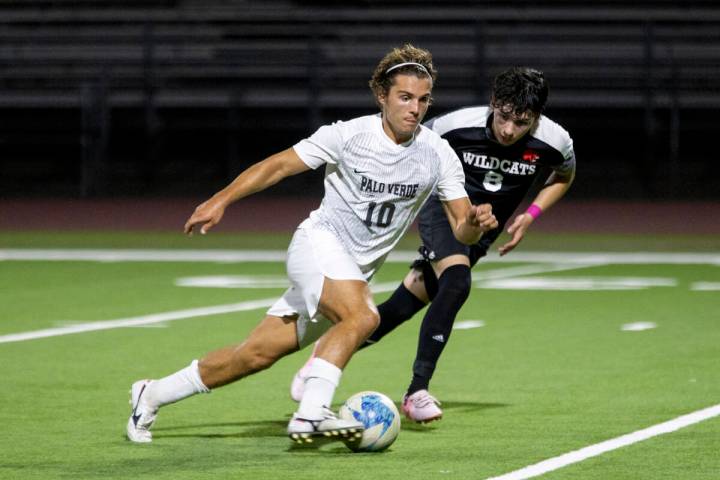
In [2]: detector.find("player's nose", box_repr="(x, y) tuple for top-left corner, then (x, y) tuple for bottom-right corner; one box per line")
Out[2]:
(502, 125), (517, 138)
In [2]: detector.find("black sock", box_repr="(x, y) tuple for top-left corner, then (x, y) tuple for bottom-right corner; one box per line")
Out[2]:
(407, 264), (472, 395)
(360, 283), (426, 349)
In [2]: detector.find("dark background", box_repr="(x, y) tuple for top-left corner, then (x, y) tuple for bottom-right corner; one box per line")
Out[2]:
(1, 0), (719, 201)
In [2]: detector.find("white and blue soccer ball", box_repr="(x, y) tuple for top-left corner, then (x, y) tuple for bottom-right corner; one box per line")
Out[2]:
(339, 391), (401, 452)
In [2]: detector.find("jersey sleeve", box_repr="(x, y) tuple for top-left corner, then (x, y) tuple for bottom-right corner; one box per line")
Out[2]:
(553, 149), (576, 176)
(292, 122), (344, 169)
(435, 141), (468, 202)
(537, 116), (576, 176)
(424, 113), (455, 137)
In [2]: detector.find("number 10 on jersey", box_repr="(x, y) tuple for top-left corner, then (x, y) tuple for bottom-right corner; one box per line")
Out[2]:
(364, 202), (396, 228)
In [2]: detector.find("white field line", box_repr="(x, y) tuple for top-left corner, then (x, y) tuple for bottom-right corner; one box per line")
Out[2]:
(691, 281), (720, 291)
(0, 298), (277, 344)
(1, 249), (719, 265)
(0, 281), (411, 345)
(621, 322), (658, 331)
(498, 252), (720, 266)
(472, 262), (602, 281)
(372, 261), (594, 294)
(0, 251), (709, 345)
(3, 246), (714, 473)
(0, 249), (287, 263)
(486, 403), (720, 480)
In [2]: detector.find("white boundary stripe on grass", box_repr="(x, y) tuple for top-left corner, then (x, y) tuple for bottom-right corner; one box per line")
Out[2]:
(0, 254), (705, 345)
(486, 403), (720, 480)
(472, 262), (602, 281)
(503, 252), (720, 266)
(1, 249), (720, 265)
(0, 298), (277, 344)
(0, 260), (687, 345)
(0, 249), (287, 263)
(691, 281), (720, 291)
(0, 281), (404, 345)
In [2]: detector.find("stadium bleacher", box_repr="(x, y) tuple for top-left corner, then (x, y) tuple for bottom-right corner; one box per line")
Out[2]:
(1, 1), (718, 197)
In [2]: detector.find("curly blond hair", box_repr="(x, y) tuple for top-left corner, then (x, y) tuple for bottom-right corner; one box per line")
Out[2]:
(369, 44), (437, 103)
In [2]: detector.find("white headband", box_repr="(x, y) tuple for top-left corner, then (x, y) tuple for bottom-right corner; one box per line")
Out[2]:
(385, 62), (430, 76)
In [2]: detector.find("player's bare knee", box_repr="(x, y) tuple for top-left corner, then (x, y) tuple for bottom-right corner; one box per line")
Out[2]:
(353, 310), (380, 337)
(404, 269), (429, 303)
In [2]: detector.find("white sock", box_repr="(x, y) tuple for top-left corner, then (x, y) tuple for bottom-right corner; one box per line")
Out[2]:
(145, 359), (210, 409)
(297, 357), (342, 420)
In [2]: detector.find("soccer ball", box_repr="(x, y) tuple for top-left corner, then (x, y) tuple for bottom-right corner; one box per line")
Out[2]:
(339, 391), (401, 452)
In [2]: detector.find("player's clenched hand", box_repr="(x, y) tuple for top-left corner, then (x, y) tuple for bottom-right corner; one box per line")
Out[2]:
(184, 198), (226, 236)
(498, 212), (533, 256)
(468, 203), (498, 232)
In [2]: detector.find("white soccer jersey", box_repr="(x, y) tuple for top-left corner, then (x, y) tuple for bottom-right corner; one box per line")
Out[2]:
(293, 113), (467, 275)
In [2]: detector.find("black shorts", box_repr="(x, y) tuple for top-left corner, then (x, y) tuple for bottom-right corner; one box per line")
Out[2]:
(416, 196), (489, 268)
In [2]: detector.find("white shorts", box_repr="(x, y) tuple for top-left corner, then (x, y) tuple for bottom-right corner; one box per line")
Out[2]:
(267, 219), (368, 349)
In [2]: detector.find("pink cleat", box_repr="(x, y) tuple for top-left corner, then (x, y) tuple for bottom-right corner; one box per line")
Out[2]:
(290, 341), (319, 402)
(401, 389), (443, 423)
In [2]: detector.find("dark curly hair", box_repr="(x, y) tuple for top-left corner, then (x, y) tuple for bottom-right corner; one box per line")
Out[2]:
(491, 67), (548, 115)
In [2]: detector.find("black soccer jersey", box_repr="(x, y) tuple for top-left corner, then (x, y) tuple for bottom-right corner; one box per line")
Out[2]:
(424, 105), (575, 250)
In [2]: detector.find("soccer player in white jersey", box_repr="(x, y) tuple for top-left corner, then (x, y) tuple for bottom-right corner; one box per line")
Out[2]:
(291, 67), (576, 423)
(126, 44), (498, 444)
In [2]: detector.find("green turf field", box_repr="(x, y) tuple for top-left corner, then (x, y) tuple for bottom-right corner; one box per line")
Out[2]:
(1, 232), (719, 479)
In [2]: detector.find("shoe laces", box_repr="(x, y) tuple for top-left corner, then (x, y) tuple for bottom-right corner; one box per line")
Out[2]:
(294, 406), (337, 424)
(408, 390), (441, 408)
(319, 406), (338, 420)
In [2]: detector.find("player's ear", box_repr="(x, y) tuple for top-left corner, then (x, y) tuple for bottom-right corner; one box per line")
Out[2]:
(377, 92), (387, 107)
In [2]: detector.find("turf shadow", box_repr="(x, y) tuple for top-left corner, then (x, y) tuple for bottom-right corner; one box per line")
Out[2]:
(441, 400), (508, 413)
(129, 420), (363, 454)
(131, 402), (508, 441)
(400, 401), (508, 431)
(151, 419), (289, 439)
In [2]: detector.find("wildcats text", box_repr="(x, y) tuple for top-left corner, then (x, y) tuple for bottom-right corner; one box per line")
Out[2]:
(463, 152), (537, 175)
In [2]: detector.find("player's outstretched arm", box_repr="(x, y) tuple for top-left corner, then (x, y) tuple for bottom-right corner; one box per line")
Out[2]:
(184, 148), (311, 235)
(441, 198), (498, 245)
(498, 213), (533, 257)
(498, 168), (575, 256)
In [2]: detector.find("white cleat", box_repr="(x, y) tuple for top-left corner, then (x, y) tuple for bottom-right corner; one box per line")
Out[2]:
(126, 379), (158, 443)
(287, 407), (364, 444)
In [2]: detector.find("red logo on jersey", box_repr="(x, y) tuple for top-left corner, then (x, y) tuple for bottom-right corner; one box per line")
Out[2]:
(523, 150), (540, 163)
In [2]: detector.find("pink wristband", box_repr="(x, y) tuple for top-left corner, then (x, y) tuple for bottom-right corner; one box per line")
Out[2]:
(526, 204), (543, 219)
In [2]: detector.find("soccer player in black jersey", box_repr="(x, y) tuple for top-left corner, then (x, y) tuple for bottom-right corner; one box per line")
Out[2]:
(292, 67), (575, 423)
